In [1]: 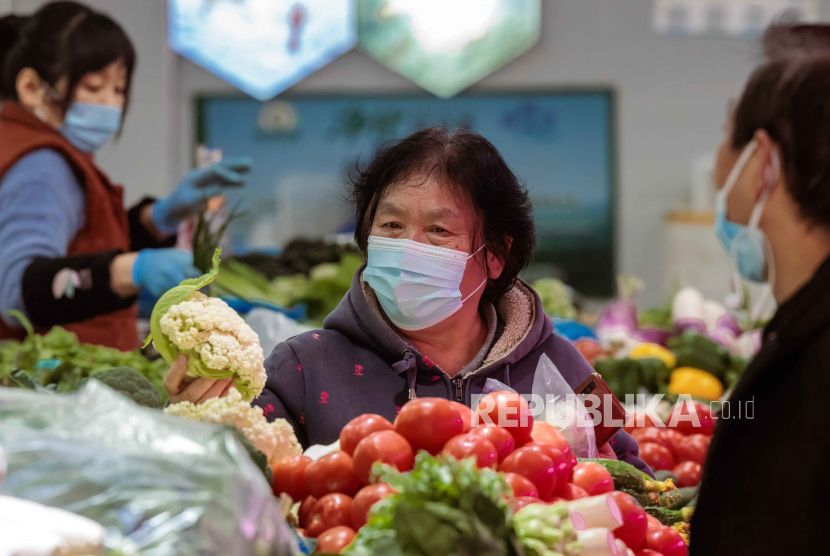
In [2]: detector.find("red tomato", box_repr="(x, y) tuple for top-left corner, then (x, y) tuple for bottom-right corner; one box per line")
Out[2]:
(661, 428), (686, 458)
(476, 391), (534, 445)
(530, 422), (576, 473)
(667, 401), (715, 436)
(298, 495), (318, 529)
(634, 550), (665, 556)
(560, 483), (589, 501)
(568, 452), (578, 480)
(352, 430), (415, 484)
(296, 528), (307, 537)
(503, 472), (538, 498)
(522, 442), (569, 497)
(443, 434), (498, 469)
(644, 526), (688, 556)
(304, 452), (360, 497)
(609, 491), (648, 549)
(646, 514), (663, 532)
(676, 434), (711, 464)
(639, 442), (677, 471)
(315, 526), (355, 553)
(339, 414), (394, 456)
(394, 398), (464, 454)
(673, 461), (702, 487)
(547, 496), (566, 505)
(624, 412), (663, 432)
(451, 401), (474, 433)
(500, 447), (557, 499)
(512, 497), (544, 513)
(351, 483), (396, 529)
(306, 493), (354, 538)
(470, 426), (516, 462)
(571, 462), (614, 496)
(632, 428), (674, 452)
(271, 454), (311, 501)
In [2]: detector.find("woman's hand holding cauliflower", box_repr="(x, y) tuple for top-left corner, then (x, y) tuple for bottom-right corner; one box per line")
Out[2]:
(159, 291), (266, 401)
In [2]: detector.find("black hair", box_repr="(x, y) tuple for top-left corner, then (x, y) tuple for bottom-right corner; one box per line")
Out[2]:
(763, 23), (830, 59)
(349, 126), (536, 305)
(732, 54), (830, 227)
(0, 1), (136, 120)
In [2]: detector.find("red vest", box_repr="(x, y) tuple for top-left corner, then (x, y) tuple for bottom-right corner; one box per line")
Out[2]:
(0, 102), (139, 351)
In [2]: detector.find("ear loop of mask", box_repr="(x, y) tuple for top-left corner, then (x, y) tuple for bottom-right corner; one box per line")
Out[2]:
(462, 245), (488, 304)
(724, 145), (780, 324)
(749, 149), (780, 324)
(722, 140), (758, 311)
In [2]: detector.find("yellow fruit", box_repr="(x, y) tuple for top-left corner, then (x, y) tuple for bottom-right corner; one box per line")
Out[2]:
(629, 343), (677, 369)
(668, 367), (724, 401)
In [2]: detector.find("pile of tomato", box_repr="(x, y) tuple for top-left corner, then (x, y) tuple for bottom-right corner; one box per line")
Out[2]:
(626, 400), (715, 488)
(270, 391), (688, 555)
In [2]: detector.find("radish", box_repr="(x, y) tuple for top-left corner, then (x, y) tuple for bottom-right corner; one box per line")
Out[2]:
(565, 494), (623, 530)
(575, 528), (620, 555)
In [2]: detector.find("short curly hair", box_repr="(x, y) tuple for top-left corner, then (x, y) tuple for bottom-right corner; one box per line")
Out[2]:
(348, 126), (536, 305)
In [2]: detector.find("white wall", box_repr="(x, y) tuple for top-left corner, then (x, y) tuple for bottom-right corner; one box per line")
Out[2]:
(9, 0), (826, 303)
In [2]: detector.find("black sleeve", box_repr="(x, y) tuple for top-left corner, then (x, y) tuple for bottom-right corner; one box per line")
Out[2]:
(21, 250), (137, 328)
(128, 197), (177, 251)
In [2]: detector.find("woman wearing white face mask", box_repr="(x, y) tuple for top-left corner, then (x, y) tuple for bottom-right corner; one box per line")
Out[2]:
(692, 40), (830, 555)
(0, 2), (249, 355)
(163, 125), (652, 475)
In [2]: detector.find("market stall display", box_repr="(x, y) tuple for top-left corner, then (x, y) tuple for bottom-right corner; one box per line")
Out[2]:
(271, 395), (694, 555)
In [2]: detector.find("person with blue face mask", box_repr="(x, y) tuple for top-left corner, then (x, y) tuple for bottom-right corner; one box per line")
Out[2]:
(0, 3), (250, 351)
(692, 33), (830, 556)
(161, 125), (653, 476)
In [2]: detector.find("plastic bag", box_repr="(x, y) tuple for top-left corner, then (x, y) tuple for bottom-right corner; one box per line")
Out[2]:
(246, 308), (315, 358)
(532, 354), (597, 458)
(482, 354), (597, 458)
(0, 381), (297, 556)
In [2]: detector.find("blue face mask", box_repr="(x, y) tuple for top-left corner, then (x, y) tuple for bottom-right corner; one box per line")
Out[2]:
(363, 236), (486, 331)
(715, 138), (778, 284)
(59, 102), (122, 153)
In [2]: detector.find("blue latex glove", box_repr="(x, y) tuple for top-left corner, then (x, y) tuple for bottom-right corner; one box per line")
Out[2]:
(151, 156), (252, 234)
(132, 249), (201, 297)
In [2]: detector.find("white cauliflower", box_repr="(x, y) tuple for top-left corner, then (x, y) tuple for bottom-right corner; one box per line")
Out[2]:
(159, 291), (266, 401)
(164, 387), (302, 466)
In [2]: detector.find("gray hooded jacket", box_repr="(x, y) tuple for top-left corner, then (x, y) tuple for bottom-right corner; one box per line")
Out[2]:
(256, 266), (650, 475)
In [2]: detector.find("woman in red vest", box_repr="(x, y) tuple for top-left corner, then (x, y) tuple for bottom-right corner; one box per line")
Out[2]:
(0, 2), (249, 351)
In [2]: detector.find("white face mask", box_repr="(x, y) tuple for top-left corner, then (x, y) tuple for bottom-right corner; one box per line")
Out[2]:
(362, 236), (487, 331)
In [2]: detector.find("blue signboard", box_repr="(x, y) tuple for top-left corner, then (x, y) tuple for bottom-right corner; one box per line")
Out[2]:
(198, 91), (616, 294)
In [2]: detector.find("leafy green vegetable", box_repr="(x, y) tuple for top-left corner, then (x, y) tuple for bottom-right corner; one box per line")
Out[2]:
(80, 366), (164, 409)
(667, 330), (747, 388)
(0, 312), (168, 401)
(593, 357), (671, 399)
(192, 200), (244, 274)
(145, 249), (225, 380)
(345, 453), (523, 556)
(531, 278), (577, 320)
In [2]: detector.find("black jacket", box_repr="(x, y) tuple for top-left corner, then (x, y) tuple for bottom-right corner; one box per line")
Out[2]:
(691, 255), (830, 554)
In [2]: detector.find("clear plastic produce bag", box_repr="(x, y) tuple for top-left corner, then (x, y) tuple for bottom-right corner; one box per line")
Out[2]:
(0, 381), (297, 556)
(482, 354), (597, 458)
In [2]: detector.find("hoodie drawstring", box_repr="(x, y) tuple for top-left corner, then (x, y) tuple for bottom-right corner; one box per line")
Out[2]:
(393, 350), (418, 400)
(503, 363), (512, 388)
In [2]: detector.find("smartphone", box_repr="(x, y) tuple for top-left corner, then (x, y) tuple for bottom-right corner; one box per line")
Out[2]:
(574, 373), (628, 449)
